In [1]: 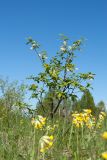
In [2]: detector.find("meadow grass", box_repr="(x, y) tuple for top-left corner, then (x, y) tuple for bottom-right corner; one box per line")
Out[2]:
(0, 109), (107, 160)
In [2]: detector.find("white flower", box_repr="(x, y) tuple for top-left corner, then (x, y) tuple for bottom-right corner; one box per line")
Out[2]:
(32, 44), (36, 48)
(75, 68), (79, 70)
(44, 56), (48, 59)
(67, 68), (70, 72)
(68, 46), (72, 50)
(63, 40), (67, 46)
(60, 47), (66, 52)
(38, 54), (42, 57)
(42, 55), (48, 59)
(30, 44), (36, 50)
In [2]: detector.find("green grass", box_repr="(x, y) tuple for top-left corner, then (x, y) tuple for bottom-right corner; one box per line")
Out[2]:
(0, 109), (107, 160)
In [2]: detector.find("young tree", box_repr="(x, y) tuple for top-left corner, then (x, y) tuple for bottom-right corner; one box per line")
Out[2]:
(27, 35), (95, 118)
(36, 89), (73, 117)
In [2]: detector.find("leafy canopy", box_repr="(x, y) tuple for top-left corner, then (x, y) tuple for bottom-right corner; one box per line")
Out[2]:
(27, 35), (95, 116)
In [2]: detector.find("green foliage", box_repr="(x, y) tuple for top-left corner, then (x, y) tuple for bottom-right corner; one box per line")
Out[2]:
(36, 89), (73, 117)
(36, 90), (55, 117)
(72, 98), (81, 112)
(96, 101), (106, 114)
(79, 89), (96, 113)
(0, 104), (107, 160)
(0, 78), (35, 160)
(0, 78), (30, 129)
(0, 108), (32, 160)
(0, 77), (27, 110)
(27, 36), (95, 117)
(0, 35), (106, 160)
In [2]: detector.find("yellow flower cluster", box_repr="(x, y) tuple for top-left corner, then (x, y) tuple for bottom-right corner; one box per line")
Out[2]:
(31, 115), (54, 153)
(39, 135), (54, 153)
(101, 131), (107, 159)
(99, 112), (106, 120)
(72, 109), (95, 128)
(102, 152), (107, 159)
(31, 115), (46, 129)
(72, 110), (106, 129)
(96, 112), (106, 128)
(102, 132), (107, 140)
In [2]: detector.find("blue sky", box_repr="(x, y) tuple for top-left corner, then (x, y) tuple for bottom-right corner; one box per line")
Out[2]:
(0, 0), (107, 104)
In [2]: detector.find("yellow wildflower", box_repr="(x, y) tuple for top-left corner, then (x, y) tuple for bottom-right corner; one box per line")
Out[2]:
(39, 135), (54, 153)
(101, 112), (106, 117)
(102, 132), (107, 140)
(72, 112), (84, 128)
(31, 115), (46, 129)
(99, 112), (106, 121)
(72, 109), (95, 129)
(102, 152), (107, 159)
(83, 109), (92, 114)
(99, 114), (104, 121)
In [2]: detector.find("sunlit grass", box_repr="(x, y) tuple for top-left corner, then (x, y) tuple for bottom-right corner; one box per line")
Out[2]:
(0, 108), (107, 160)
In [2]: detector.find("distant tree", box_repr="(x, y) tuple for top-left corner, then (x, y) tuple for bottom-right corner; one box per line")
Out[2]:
(0, 77), (27, 111)
(0, 77), (29, 127)
(72, 98), (81, 112)
(27, 35), (95, 118)
(60, 98), (73, 117)
(96, 101), (106, 112)
(79, 89), (96, 113)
